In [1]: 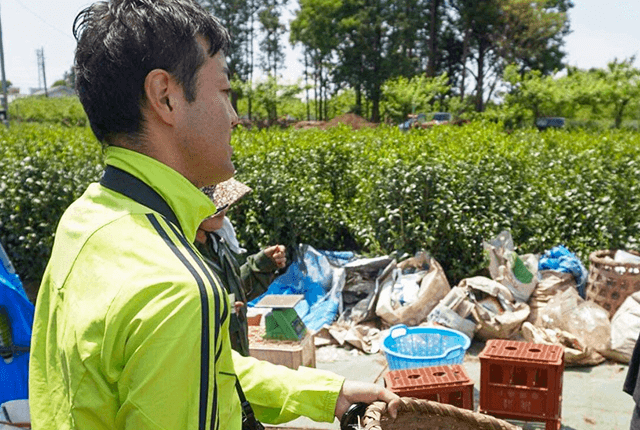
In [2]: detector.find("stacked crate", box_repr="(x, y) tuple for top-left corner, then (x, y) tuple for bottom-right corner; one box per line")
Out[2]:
(384, 364), (475, 410)
(479, 339), (564, 430)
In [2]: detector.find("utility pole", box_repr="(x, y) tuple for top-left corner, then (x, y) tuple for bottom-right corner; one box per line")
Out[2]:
(37, 48), (48, 97)
(0, 4), (9, 125)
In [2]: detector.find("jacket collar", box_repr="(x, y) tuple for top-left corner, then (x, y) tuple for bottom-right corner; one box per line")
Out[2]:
(104, 146), (216, 243)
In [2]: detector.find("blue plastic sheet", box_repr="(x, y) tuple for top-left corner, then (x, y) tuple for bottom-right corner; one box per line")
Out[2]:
(0, 242), (26, 301)
(538, 245), (588, 298)
(0, 243), (34, 404)
(249, 245), (353, 332)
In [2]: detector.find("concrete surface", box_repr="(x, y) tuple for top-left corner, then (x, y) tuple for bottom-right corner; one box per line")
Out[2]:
(267, 340), (634, 430)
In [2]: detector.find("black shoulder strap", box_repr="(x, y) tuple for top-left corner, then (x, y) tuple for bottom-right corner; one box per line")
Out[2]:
(235, 377), (264, 430)
(100, 165), (183, 234)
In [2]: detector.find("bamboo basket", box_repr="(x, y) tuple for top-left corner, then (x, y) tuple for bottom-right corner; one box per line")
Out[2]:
(360, 398), (521, 430)
(586, 249), (640, 315)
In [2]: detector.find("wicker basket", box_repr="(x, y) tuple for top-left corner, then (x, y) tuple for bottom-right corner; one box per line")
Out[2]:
(361, 398), (521, 430)
(586, 249), (640, 315)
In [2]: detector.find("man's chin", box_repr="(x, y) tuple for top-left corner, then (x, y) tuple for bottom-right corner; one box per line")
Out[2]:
(203, 166), (235, 187)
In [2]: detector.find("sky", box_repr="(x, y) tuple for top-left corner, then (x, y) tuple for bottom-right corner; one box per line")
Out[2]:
(2, 0), (639, 94)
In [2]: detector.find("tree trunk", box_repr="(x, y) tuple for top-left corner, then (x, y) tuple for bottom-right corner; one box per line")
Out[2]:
(314, 68), (318, 120)
(427, 0), (439, 77)
(460, 29), (470, 102)
(371, 23), (383, 122)
(615, 100), (628, 128)
(248, 1), (255, 120)
(305, 52), (310, 121)
(319, 68), (325, 121)
(476, 42), (486, 112)
(372, 96), (380, 123)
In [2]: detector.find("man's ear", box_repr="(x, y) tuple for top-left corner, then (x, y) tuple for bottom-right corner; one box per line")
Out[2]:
(144, 69), (181, 125)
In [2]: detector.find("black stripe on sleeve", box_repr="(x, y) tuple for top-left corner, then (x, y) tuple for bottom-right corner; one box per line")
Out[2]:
(146, 214), (210, 430)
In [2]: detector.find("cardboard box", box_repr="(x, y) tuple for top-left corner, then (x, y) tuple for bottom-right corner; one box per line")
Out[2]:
(248, 325), (315, 369)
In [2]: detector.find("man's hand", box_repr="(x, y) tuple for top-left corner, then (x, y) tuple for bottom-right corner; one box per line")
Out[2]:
(334, 380), (400, 421)
(263, 245), (286, 269)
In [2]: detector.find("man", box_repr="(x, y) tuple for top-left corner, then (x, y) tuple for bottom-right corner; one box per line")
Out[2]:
(29, 1), (398, 429)
(625, 335), (640, 429)
(195, 178), (286, 356)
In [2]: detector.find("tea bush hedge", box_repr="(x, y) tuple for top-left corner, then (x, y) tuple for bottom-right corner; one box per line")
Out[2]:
(0, 123), (102, 285)
(2, 120), (640, 289)
(9, 96), (88, 127)
(231, 122), (640, 283)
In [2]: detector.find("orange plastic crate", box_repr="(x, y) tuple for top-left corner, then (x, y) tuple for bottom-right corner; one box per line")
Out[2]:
(479, 339), (564, 430)
(384, 364), (474, 410)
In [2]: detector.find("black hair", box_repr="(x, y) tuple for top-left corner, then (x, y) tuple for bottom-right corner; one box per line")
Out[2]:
(73, 0), (230, 144)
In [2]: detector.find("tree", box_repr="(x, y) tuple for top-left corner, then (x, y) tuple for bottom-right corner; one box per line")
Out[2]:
(382, 73), (450, 122)
(597, 58), (640, 128)
(450, 0), (502, 112)
(450, 0), (573, 112)
(384, 0), (429, 78)
(495, 0), (572, 74)
(332, 0), (393, 122)
(252, 76), (302, 122)
(290, 0), (341, 120)
(199, 0), (258, 112)
(258, 0), (287, 77)
(501, 64), (562, 127)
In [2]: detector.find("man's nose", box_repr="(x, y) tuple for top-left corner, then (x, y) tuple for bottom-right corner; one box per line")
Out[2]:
(231, 108), (239, 128)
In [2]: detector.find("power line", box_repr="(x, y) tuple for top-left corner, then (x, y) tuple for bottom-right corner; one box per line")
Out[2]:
(10, 0), (74, 40)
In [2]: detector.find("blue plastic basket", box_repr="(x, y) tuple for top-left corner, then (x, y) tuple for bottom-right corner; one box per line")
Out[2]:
(381, 324), (471, 370)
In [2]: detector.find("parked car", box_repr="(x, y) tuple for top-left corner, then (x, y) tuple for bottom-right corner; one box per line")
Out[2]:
(398, 113), (427, 131)
(536, 117), (565, 131)
(431, 112), (452, 123)
(399, 112), (454, 131)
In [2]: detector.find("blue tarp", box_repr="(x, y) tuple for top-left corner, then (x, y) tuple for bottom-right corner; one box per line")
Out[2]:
(249, 245), (354, 332)
(539, 245), (588, 298)
(0, 242), (34, 404)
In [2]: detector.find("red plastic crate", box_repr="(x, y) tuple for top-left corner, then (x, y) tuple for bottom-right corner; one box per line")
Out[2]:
(384, 364), (474, 410)
(479, 339), (564, 430)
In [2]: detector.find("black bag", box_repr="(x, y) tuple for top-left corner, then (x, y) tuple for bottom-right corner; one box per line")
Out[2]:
(235, 378), (265, 430)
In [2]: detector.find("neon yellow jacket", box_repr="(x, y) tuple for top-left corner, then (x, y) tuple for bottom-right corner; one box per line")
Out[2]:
(29, 147), (344, 430)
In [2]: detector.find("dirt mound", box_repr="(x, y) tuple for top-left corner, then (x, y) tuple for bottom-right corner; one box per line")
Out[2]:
(326, 113), (376, 130)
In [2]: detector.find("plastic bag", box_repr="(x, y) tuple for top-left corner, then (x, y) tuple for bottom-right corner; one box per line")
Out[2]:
(460, 276), (530, 340)
(426, 286), (477, 340)
(539, 287), (582, 330)
(248, 244), (344, 332)
(527, 270), (577, 326)
(0, 262), (34, 404)
(340, 256), (393, 324)
(521, 322), (604, 366)
(538, 245), (588, 298)
(376, 253), (450, 327)
(483, 230), (538, 302)
(540, 288), (611, 353)
(610, 291), (640, 362)
(565, 301), (611, 353)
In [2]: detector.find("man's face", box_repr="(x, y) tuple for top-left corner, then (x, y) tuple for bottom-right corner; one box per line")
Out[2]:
(175, 48), (238, 188)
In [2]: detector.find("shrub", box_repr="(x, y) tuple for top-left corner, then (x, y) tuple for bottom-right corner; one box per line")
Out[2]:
(231, 123), (640, 284)
(9, 96), (88, 127)
(2, 121), (640, 289)
(0, 124), (102, 285)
